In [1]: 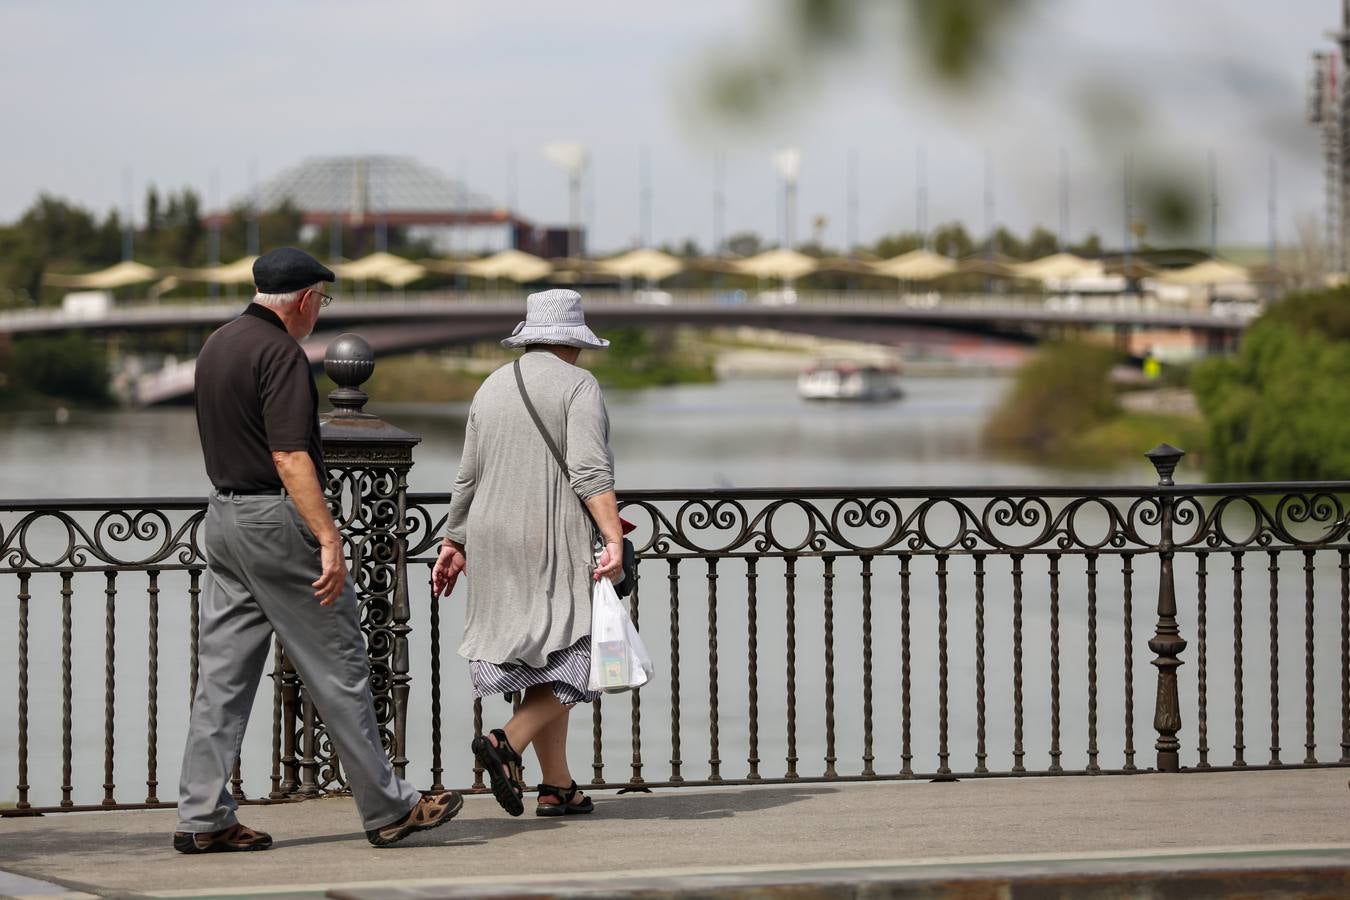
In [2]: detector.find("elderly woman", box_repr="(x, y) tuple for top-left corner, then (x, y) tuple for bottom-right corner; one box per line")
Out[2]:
(431, 289), (624, 818)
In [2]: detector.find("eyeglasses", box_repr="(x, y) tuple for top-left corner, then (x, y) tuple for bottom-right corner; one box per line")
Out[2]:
(311, 290), (333, 308)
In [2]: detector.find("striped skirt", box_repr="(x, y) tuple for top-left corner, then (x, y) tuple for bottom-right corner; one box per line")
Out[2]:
(469, 635), (599, 706)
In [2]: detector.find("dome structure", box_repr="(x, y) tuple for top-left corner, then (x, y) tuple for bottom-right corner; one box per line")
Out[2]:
(254, 155), (497, 224)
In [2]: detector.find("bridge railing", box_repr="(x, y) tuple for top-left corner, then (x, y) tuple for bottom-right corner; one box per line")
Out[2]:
(0, 288), (1227, 330)
(4, 470), (1348, 814)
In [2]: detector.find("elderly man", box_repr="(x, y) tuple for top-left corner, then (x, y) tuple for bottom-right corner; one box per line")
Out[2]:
(174, 247), (460, 852)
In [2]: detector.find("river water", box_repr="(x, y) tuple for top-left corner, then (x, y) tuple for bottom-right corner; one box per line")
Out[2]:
(2, 376), (1344, 808)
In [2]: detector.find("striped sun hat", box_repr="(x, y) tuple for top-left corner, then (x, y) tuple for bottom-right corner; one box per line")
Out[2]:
(501, 289), (609, 350)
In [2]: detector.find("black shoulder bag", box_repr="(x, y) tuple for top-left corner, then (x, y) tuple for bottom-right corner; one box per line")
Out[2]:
(513, 359), (637, 597)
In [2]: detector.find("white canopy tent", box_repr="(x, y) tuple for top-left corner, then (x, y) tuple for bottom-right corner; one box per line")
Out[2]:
(331, 252), (427, 288)
(44, 261), (159, 290)
(460, 249), (553, 284)
(596, 248), (685, 283)
(732, 248), (818, 282)
(871, 249), (957, 281)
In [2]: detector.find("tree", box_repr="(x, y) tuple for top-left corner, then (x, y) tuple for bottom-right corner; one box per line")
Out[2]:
(724, 231), (762, 257)
(984, 226), (1026, 259)
(931, 222), (973, 258)
(1025, 226), (1058, 259)
(1069, 233), (1103, 258)
(1192, 287), (1350, 480)
(870, 231), (923, 258)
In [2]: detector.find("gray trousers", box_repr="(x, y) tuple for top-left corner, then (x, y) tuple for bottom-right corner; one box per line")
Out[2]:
(176, 491), (421, 833)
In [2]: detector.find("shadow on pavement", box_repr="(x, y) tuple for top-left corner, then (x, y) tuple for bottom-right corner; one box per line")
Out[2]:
(591, 786), (836, 820)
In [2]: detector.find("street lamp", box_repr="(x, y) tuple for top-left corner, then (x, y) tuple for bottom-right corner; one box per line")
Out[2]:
(543, 142), (589, 258)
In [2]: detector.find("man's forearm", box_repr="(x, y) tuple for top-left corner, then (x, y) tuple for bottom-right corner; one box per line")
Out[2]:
(272, 451), (339, 546)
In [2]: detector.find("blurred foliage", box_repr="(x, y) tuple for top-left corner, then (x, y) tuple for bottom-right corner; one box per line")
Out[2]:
(2, 334), (112, 407)
(985, 342), (1120, 454)
(0, 191), (441, 306)
(584, 327), (716, 389)
(986, 341), (1204, 467)
(1193, 287), (1350, 480)
(698, 0), (1036, 120)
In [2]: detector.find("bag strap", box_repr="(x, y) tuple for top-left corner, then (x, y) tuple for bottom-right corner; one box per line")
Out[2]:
(514, 359), (600, 540)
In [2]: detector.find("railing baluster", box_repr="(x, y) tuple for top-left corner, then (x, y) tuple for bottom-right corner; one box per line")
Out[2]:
(706, 557), (721, 782)
(1123, 553), (1136, 770)
(471, 696), (485, 790)
(1197, 553), (1209, 768)
(861, 555), (874, 777)
(61, 572), (74, 807)
(936, 553), (950, 778)
(103, 572), (117, 805)
(629, 564), (646, 786)
(745, 558), (760, 780)
(900, 554), (912, 777)
(146, 570), (160, 804)
(1233, 551), (1246, 766)
(1048, 553), (1061, 772)
(17, 572), (30, 810)
(974, 554), (987, 774)
(188, 569), (201, 707)
(280, 651), (300, 793)
(1268, 550), (1281, 766)
(230, 759), (244, 802)
(785, 555), (798, 779)
(823, 555), (837, 778)
(1012, 554), (1025, 773)
(1304, 549), (1316, 764)
(269, 642), (284, 798)
(591, 696), (604, 785)
(429, 565), (445, 791)
(668, 558), (683, 783)
(299, 684), (319, 796)
(1086, 553), (1099, 773)
(1341, 549), (1349, 764)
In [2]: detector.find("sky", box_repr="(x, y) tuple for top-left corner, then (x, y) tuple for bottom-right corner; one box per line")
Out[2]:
(0, 0), (1339, 253)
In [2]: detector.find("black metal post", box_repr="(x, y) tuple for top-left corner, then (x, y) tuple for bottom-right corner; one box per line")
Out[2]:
(1146, 443), (1188, 773)
(314, 333), (422, 786)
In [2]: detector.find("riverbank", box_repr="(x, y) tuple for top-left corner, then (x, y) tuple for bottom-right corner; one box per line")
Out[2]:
(983, 342), (1208, 468)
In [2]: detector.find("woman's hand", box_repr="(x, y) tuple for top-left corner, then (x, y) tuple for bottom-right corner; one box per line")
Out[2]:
(432, 540), (467, 597)
(594, 539), (623, 584)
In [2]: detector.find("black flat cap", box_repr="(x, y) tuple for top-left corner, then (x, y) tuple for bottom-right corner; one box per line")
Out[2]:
(252, 247), (336, 294)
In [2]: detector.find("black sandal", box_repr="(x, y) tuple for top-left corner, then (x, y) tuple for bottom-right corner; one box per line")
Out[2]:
(471, 728), (525, 817)
(535, 780), (594, 817)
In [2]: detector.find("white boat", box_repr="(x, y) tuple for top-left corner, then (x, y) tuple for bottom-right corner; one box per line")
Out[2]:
(797, 361), (902, 402)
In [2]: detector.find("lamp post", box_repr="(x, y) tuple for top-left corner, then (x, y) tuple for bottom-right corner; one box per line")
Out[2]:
(543, 142), (589, 258)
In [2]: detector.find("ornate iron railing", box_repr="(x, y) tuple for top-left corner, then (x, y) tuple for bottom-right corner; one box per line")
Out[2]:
(8, 462), (1347, 816)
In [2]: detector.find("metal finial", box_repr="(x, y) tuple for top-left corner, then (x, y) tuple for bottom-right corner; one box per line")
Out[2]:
(1145, 443), (1186, 486)
(324, 333), (374, 417)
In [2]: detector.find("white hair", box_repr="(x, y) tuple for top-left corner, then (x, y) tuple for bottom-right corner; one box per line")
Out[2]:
(253, 282), (320, 310)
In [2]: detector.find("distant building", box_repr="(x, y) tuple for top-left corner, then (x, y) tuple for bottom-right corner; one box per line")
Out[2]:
(204, 155), (580, 257)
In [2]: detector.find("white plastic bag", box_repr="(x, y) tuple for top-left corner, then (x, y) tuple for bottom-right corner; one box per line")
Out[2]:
(587, 576), (654, 694)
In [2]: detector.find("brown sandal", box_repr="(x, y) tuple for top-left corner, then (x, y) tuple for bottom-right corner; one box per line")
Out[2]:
(173, 822), (273, 854)
(366, 790), (464, 847)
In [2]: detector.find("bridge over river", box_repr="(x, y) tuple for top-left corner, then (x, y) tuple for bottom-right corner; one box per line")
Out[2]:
(0, 290), (1249, 406)
(0, 338), (1344, 897)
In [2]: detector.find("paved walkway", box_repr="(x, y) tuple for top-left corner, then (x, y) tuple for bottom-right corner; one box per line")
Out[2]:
(1, 770), (1347, 898)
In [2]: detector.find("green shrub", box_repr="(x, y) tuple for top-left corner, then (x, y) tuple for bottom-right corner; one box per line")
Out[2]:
(984, 342), (1121, 454)
(1193, 294), (1350, 480)
(8, 334), (112, 406)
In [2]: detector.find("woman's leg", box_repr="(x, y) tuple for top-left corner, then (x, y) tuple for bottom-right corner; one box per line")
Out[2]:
(500, 684), (568, 751)
(532, 706), (586, 806)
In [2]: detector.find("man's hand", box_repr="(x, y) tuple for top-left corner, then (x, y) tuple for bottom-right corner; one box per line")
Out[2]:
(313, 538), (348, 607)
(594, 540), (623, 583)
(432, 540), (467, 597)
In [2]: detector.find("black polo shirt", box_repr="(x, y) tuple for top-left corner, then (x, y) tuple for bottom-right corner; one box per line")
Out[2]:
(194, 304), (325, 491)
